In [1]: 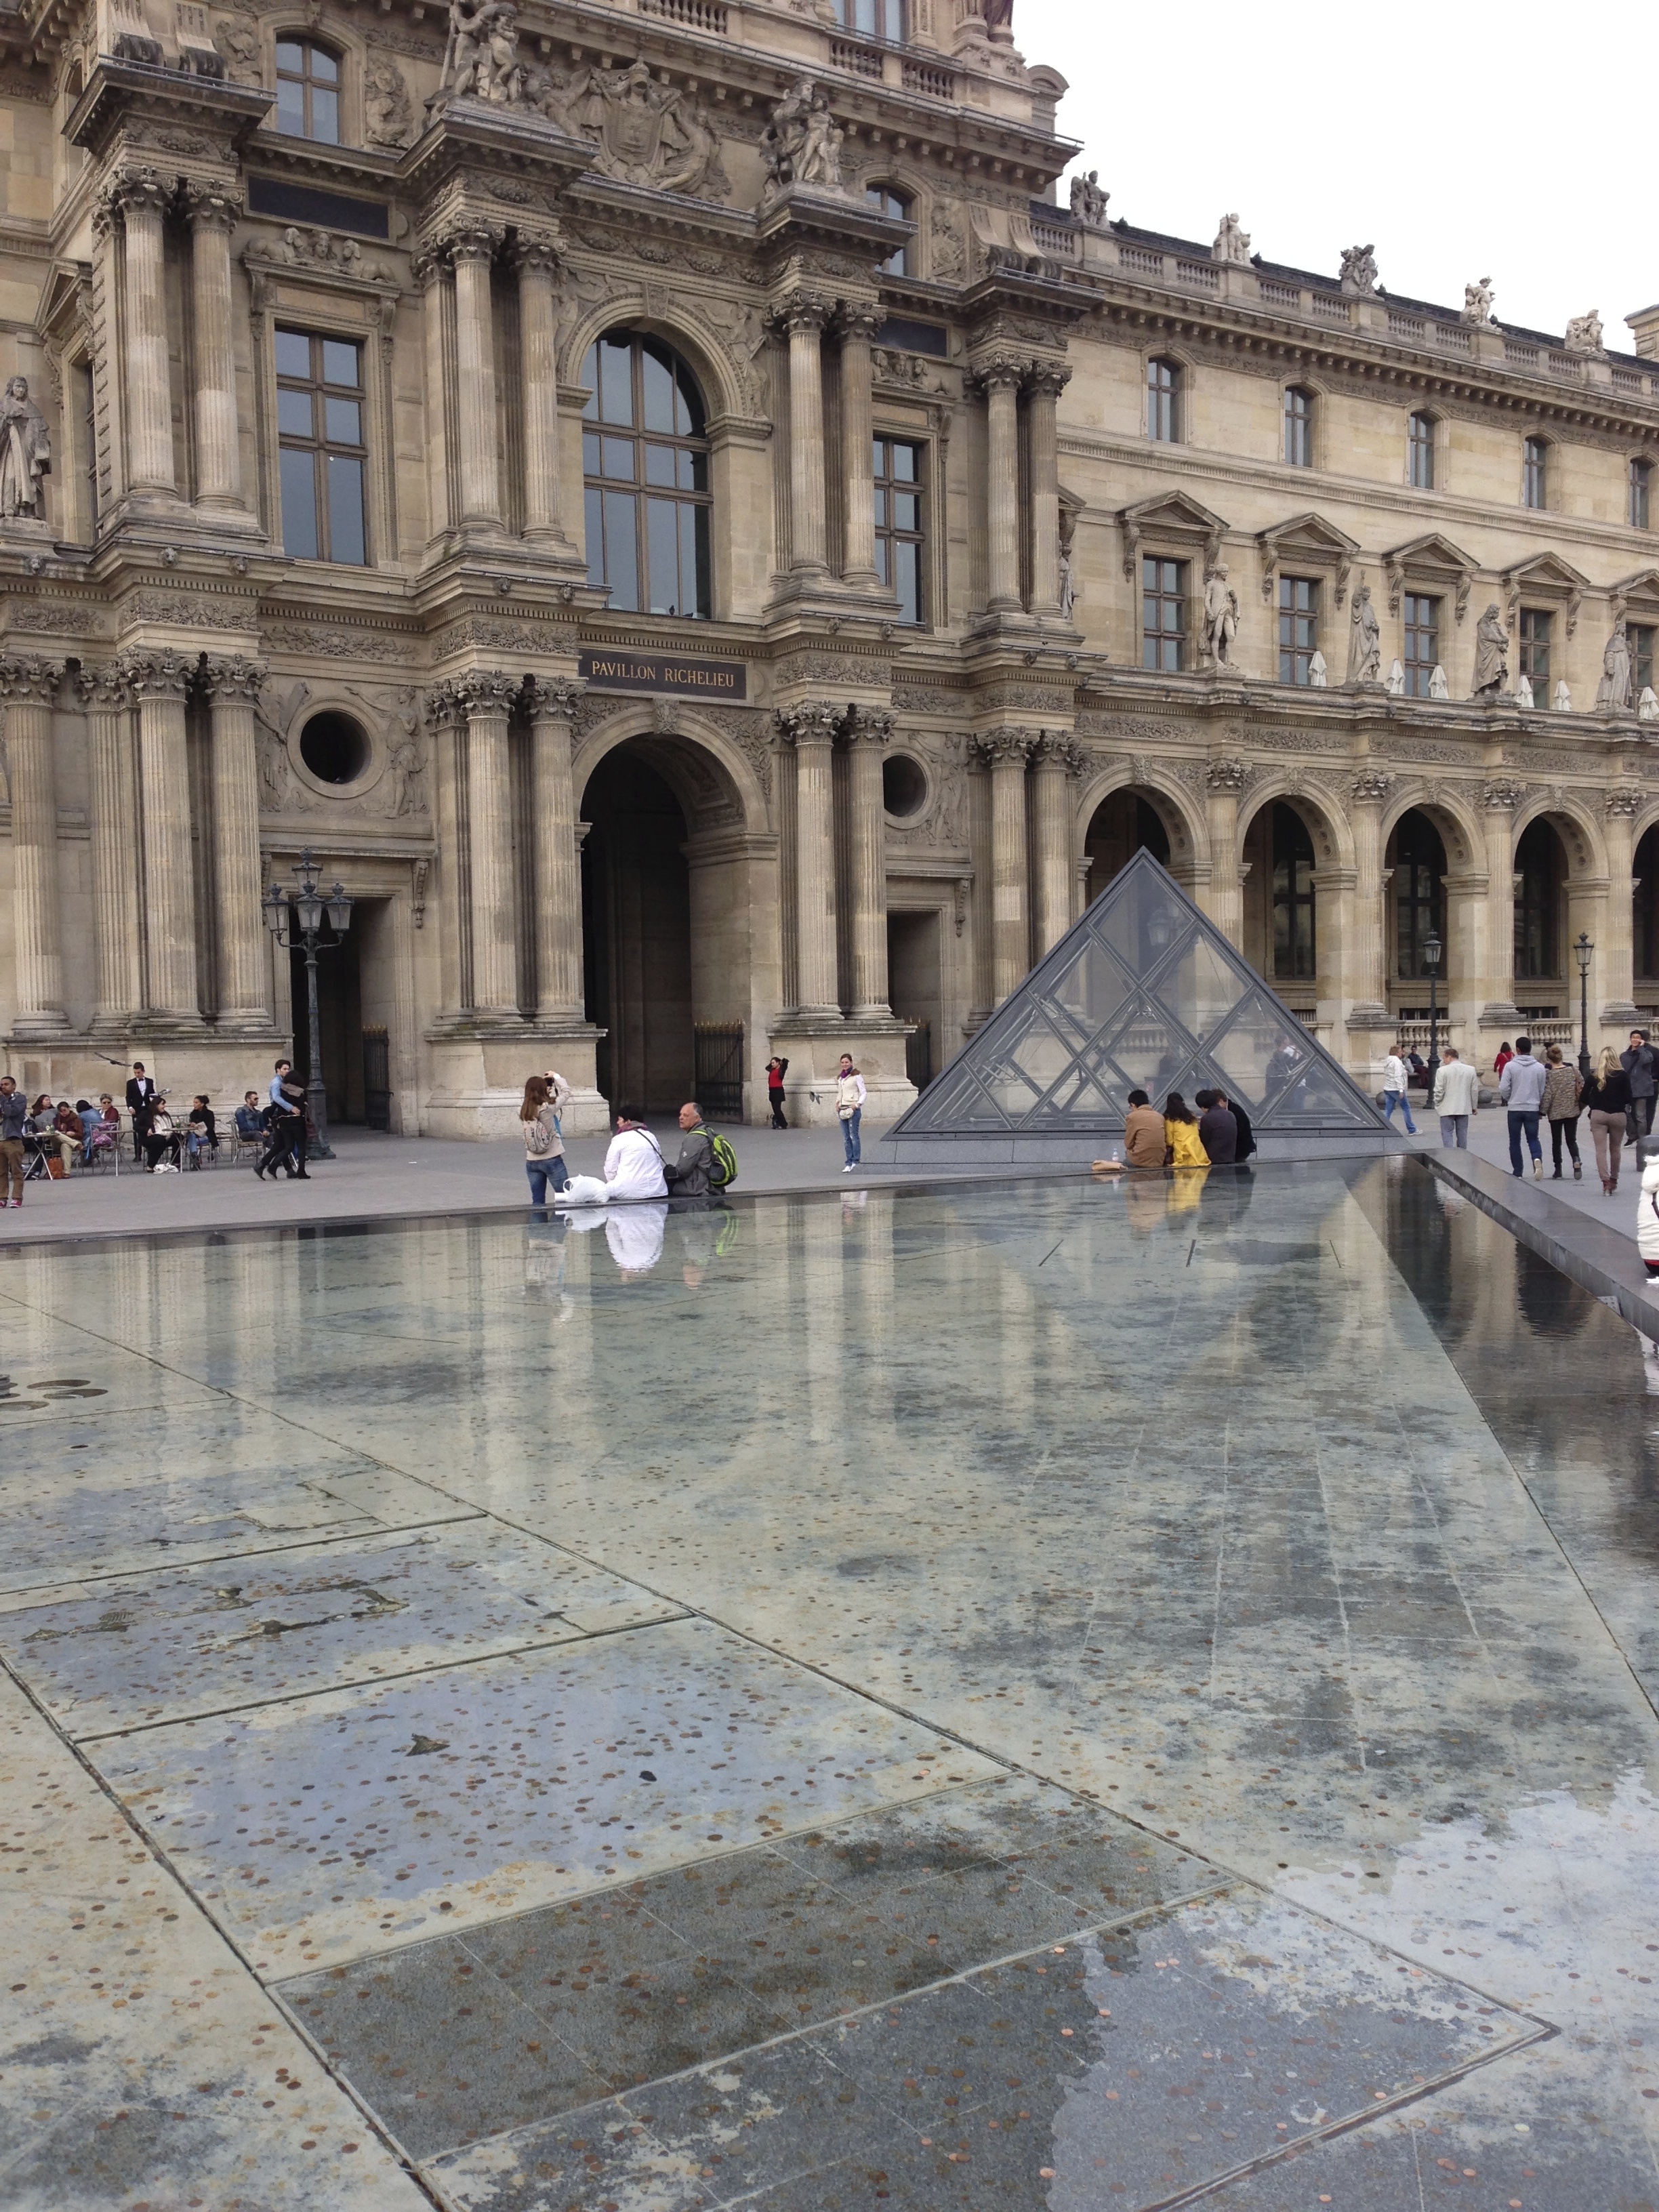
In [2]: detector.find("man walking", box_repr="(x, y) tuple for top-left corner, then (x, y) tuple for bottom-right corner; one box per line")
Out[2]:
(0, 1074), (27, 1206)
(1431, 1046), (1480, 1149)
(1498, 1034), (1547, 1179)
(125, 1061), (157, 1163)
(1380, 1042), (1418, 1134)
(1622, 1028), (1657, 1146)
(257, 1060), (308, 1180)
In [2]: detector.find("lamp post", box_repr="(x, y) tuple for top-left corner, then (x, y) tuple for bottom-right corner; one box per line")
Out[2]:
(1423, 927), (1442, 1077)
(262, 849), (353, 1160)
(1575, 931), (1594, 1080)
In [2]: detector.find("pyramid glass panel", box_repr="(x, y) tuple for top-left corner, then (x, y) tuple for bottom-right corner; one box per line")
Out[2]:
(894, 850), (1386, 1139)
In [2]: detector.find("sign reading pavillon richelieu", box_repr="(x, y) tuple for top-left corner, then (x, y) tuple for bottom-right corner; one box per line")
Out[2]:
(578, 650), (747, 700)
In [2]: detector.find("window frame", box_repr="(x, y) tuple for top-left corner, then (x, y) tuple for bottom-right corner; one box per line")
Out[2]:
(1631, 457), (1653, 532)
(864, 184), (911, 277)
(1141, 555), (1187, 672)
(1522, 434), (1549, 512)
(580, 329), (714, 621)
(1630, 621), (1656, 701)
(1146, 355), (1181, 445)
(836, 0), (905, 40)
(872, 433), (926, 627)
(1403, 592), (1441, 698)
(1392, 811), (1446, 981)
(1283, 384), (1315, 469)
(1277, 573), (1319, 684)
(274, 36), (342, 145)
(1271, 802), (1317, 981)
(1518, 605), (1552, 698)
(1513, 815), (1561, 981)
(1407, 410), (1435, 491)
(274, 326), (369, 567)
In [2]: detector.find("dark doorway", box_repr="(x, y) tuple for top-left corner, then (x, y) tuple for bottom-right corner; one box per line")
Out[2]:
(289, 925), (363, 1124)
(888, 908), (943, 1090)
(581, 746), (695, 1114)
(1084, 790), (1170, 905)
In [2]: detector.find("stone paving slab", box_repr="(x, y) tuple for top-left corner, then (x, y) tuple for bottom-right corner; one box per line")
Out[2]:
(0, 1522), (684, 1739)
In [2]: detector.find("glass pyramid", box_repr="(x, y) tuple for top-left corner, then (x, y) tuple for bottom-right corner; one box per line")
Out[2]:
(893, 849), (1385, 1141)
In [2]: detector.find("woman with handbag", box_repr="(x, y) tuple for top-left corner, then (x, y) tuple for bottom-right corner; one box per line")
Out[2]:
(835, 1055), (866, 1171)
(520, 1074), (571, 1205)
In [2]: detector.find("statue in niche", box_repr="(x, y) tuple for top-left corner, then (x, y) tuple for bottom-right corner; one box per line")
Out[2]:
(1339, 242), (1378, 296)
(1597, 621), (1633, 712)
(1472, 602), (1511, 695)
(554, 59), (728, 199)
(211, 17), (262, 86)
(384, 729), (426, 816)
(256, 720), (292, 810)
(0, 378), (49, 519)
(1462, 275), (1496, 325)
(930, 201), (965, 280)
(1347, 581), (1382, 683)
(1565, 308), (1604, 354)
(1211, 212), (1251, 266)
(1202, 564), (1239, 668)
(1068, 169), (1108, 227)
(364, 58), (415, 147)
(761, 79), (844, 196)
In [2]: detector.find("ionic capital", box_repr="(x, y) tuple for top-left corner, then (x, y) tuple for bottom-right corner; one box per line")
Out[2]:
(0, 655), (63, 705)
(775, 701), (841, 748)
(201, 655), (268, 703)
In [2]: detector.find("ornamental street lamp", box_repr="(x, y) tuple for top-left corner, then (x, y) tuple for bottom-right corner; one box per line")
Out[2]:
(1423, 928), (1443, 1076)
(262, 848), (352, 1160)
(1575, 931), (1594, 1079)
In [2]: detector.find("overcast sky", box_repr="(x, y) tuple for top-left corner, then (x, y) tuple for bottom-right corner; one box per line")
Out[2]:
(1023, 0), (1648, 349)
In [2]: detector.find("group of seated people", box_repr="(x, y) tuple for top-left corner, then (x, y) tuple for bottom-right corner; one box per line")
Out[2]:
(1111, 1087), (1258, 1172)
(22, 1094), (119, 1172)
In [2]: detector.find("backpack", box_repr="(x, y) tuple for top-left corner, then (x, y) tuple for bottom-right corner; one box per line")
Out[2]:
(705, 1129), (738, 1189)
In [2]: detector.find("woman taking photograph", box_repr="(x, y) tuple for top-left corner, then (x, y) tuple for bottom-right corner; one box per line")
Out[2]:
(1163, 1092), (1208, 1169)
(1582, 1047), (1633, 1195)
(520, 1073), (571, 1205)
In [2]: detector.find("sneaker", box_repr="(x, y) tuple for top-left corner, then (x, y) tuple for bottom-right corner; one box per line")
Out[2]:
(1574, 1160), (1582, 1179)
(842, 1164), (855, 1173)
(1533, 1159), (1543, 1179)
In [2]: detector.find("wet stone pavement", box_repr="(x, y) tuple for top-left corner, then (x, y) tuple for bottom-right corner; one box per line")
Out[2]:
(0, 1162), (1656, 2210)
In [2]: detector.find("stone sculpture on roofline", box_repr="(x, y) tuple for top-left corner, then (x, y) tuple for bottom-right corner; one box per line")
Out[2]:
(1339, 243), (1378, 296)
(1211, 212), (1251, 266)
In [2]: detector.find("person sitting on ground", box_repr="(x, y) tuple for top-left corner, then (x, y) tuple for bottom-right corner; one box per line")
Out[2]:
(186, 1094), (218, 1166)
(1214, 1087), (1256, 1162)
(53, 1100), (86, 1166)
(1122, 1088), (1167, 1170)
(234, 1091), (267, 1145)
(1193, 1088), (1238, 1164)
(663, 1101), (715, 1197)
(1163, 1091), (1208, 1169)
(560, 1113), (670, 1207)
(75, 1098), (100, 1150)
(144, 1094), (180, 1171)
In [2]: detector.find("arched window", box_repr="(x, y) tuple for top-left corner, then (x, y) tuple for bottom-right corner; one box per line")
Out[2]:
(865, 185), (910, 276)
(1147, 356), (1181, 443)
(1391, 809), (1446, 979)
(1514, 818), (1561, 979)
(1408, 411), (1435, 489)
(581, 331), (712, 619)
(275, 39), (341, 143)
(1284, 385), (1313, 468)
(1271, 803), (1316, 978)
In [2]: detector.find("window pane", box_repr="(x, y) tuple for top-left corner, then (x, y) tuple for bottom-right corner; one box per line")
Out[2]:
(585, 485), (604, 587)
(601, 436), (634, 480)
(598, 338), (633, 425)
(891, 443), (916, 482)
(321, 340), (360, 389)
(276, 41), (304, 70)
(581, 347), (599, 419)
(874, 538), (890, 586)
(275, 79), (304, 134)
(647, 496), (680, 613)
(644, 443), (677, 487)
(327, 455), (365, 565)
(895, 539), (920, 626)
(602, 489), (638, 608)
(310, 44), (338, 81)
(641, 346), (676, 434)
(280, 447), (319, 560)
(874, 486), (886, 528)
(893, 490), (918, 532)
(310, 85), (339, 142)
(679, 449), (705, 491)
(274, 329), (310, 378)
(692, 505), (711, 616)
(582, 430), (600, 476)
(324, 396), (361, 445)
(872, 438), (884, 476)
(277, 388), (314, 437)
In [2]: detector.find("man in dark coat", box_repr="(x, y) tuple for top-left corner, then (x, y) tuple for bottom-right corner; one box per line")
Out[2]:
(125, 1061), (157, 1162)
(1194, 1089), (1238, 1164)
(663, 1101), (715, 1197)
(1216, 1088), (1256, 1162)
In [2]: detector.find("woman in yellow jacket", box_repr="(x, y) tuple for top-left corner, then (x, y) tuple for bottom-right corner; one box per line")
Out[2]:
(1163, 1092), (1208, 1168)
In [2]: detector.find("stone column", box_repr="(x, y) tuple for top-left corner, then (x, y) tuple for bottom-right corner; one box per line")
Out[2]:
(839, 304), (880, 588)
(783, 300), (830, 574)
(1029, 732), (1079, 960)
(529, 676), (584, 1020)
(0, 657), (68, 1032)
(114, 172), (177, 495)
(975, 729), (1034, 1002)
(202, 656), (270, 1026)
(844, 705), (893, 1016)
(980, 363), (1024, 613)
(1026, 365), (1070, 618)
(458, 671), (520, 1019)
(449, 224), (504, 529)
(517, 239), (567, 546)
(1204, 757), (1248, 947)
(1602, 786), (1642, 1023)
(125, 650), (199, 1019)
(777, 703), (842, 1015)
(1347, 769), (1392, 1023)
(184, 184), (243, 511)
(426, 684), (468, 1012)
(1478, 777), (1523, 1031)
(415, 251), (451, 540)
(77, 663), (142, 1025)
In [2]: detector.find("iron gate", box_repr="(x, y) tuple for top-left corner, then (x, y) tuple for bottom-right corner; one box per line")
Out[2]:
(363, 1025), (391, 1130)
(693, 1022), (744, 1121)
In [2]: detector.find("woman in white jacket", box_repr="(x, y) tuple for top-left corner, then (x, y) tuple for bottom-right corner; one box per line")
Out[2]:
(836, 1055), (867, 1170)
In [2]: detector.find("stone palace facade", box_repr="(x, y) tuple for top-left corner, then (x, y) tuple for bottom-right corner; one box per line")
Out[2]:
(0, 0), (1657, 1132)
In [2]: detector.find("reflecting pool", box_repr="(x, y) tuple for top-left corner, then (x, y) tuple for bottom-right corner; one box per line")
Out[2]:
(1, 1162), (1656, 2211)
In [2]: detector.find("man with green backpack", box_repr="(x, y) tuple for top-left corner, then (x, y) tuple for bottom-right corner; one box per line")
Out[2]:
(663, 1101), (738, 1198)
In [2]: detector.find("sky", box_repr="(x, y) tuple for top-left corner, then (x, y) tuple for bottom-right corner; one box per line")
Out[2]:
(1021, 0), (1649, 348)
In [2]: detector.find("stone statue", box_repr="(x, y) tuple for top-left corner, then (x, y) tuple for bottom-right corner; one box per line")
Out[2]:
(1641, 687), (1659, 724)
(443, 0), (525, 105)
(1201, 565), (1239, 668)
(1057, 548), (1076, 624)
(761, 79), (844, 197)
(256, 720), (291, 810)
(1338, 243), (1378, 297)
(1462, 276), (1496, 325)
(0, 377), (49, 519)
(364, 58), (415, 148)
(1211, 212), (1251, 266)
(983, 0), (1015, 38)
(930, 202), (965, 281)
(1346, 582), (1382, 684)
(385, 731), (426, 817)
(1385, 657), (1404, 696)
(1472, 603), (1510, 695)
(1553, 678), (1572, 712)
(1515, 674), (1535, 710)
(556, 60), (728, 199)
(1597, 621), (1633, 712)
(211, 16), (262, 85)
(1307, 650), (1328, 689)
(1429, 663), (1450, 701)
(1564, 308), (1604, 354)
(1068, 169), (1109, 227)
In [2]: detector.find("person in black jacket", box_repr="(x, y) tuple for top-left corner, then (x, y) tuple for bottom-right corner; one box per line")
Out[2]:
(663, 1102), (715, 1197)
(125, 1061), (157, 1162)
(1193, 1088), (1237, 1164)
(1584, 1048), (1633, 1195)
(1214, 1087), (1256, 1164)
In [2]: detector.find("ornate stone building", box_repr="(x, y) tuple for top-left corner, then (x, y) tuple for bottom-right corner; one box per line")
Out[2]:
(0, 0), (1656, 1132)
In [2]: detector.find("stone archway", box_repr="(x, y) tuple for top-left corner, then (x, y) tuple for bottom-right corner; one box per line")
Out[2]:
(1234, 787), (1349, 1035)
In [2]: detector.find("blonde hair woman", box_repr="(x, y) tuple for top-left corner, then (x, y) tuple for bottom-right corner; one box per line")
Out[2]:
(1581, 1046), (1633, 1196)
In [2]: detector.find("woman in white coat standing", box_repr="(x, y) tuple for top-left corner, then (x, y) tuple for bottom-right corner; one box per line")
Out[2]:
(836, 1054), (867, 1170)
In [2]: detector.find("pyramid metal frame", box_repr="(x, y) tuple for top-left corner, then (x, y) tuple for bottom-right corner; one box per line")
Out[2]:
(888, 848), (1387, 1156)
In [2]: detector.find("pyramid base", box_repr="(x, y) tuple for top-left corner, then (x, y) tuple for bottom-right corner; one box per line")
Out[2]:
(877, 1128), (1407, 1170)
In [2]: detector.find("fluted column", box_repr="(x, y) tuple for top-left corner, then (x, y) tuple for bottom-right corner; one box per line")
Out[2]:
(415, 251), (451, 541)
(125, 651), (199, 1019)
(184, 184), (243, 510)
(1347, 769), (1392, 1022)
(0, 657), (68, 1032)
(529, 676), (584, 1020)
(980, 363), (1023, 613)
(1030, 731), (1079, 960)
(457, 671), (519, 1019)
(783, 300), (830, 573)
(1479, 777), (1523, 1029)
(1203, 758), (1248, 947)
(426, 686), (468, 1012)
(516, 240), (567, 546)
(77, 664), (142, 1025)
(1026, 365), (1070, 618)
(1603, 787), (1641, 1023)
(777, 703), (842, 1015)
(449, 225), (504, 529)
(202, 656), (270, 1025)
(112, 173), (176, 495)
(975, 729), (1034, 1002)
(844, 705), (893, 1015)
(839, 304), (880, 588)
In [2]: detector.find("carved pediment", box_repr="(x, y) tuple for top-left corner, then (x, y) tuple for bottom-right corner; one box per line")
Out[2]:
(1610, 568), (1659, 624)
(1502, 549), (1591, 635)
(1118, 489), (1228, 579)
(1382, 531), (1478, 621)
(1257, 511), (1361, 604)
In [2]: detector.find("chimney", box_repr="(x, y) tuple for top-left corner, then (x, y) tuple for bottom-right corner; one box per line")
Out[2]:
(1625, 304), (1659, 359)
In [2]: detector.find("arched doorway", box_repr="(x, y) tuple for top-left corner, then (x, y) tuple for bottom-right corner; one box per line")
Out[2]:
(580, 746), (694, 1115)
(1082, 787), (1170, 907)
(1637, 823), (1659, 1002)
(1385, 807), (1448, 1031)
(1240, 800), (1321, 1016)
(1513, 815), (1568, 1020)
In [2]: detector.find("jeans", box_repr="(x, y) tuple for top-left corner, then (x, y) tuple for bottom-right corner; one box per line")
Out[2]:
(841, 1107), (861, 1165)
(1439, 1114), (1469, 1149)
(1382, 1088), (1417, 1133)
(525, 1156), (571, 1206)
(1507, 1109), (1542, 1174)
(1591, 1109), (1625, 1184)
(1550, 1115), (1581, 1172)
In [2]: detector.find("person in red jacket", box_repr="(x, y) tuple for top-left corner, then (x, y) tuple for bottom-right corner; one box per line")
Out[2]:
(764, 1055), (789, 1129)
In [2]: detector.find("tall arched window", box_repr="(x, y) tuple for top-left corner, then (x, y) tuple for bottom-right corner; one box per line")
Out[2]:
(1391, 809), (1446, 979)
(1284, 385), (1314, 467)
(275, 39), (341, 143)
(581, 331), (712, 619)
(1147, 356), (1181, 443)
(865, 185), (910, 276)
(1514, 817), (1561, 980)
(1271, 802), (1316, 978)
